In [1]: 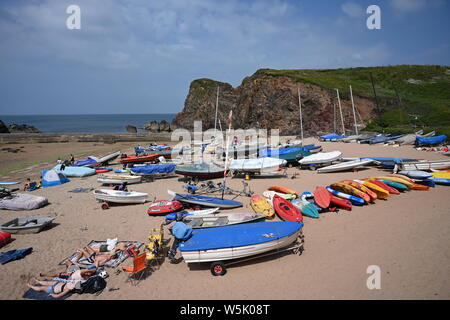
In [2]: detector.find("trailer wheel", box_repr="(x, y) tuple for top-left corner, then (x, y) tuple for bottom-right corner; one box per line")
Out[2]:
(210, 262), (227, 276)
(101, 203), (109, 210)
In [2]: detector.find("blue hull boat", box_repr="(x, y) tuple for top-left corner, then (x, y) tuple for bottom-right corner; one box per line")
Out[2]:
(172, 193), (243, 209)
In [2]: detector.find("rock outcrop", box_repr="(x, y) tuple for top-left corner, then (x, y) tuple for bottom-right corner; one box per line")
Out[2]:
(172, 72), (380, 135)
(140, 120), (174, 133)
(7, 123), (41, 133)
(125, 125), (137, 133)
(0, 120), (9, 133)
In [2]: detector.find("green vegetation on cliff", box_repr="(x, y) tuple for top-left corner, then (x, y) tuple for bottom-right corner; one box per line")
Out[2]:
(255, 65), (450, 136)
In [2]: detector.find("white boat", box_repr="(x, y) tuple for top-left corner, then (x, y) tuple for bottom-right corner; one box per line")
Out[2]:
(229, 157), (287, 173)
(98, 150), (121, 163)
(298, 151), (343, 165)
(97, 174), (142, 185)
(396, 160), (450, 171)
(93, 189), (148, 204)
(182, 212), (266, 229)
(1, 216), (55, 234)
(184, 208), (220, 215)
(317, 158), (374, 173)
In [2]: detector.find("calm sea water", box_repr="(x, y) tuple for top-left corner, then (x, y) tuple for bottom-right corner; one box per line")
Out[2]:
(0, 114), (177, 133)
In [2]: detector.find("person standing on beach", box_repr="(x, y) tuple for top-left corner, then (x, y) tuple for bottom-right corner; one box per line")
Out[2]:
(57, 158), (62, 165)
(70, 154), (75, 165)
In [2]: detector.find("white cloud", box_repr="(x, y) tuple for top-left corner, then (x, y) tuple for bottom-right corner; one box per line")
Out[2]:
(390, 0), (445, 12)
(341, 2), (365, 18)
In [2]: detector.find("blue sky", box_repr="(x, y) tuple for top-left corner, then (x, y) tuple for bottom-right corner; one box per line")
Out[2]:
(0, 0), (449, 115)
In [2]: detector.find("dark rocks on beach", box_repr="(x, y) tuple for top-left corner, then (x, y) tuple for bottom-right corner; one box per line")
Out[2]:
(7, 123), (41, 133)
(0, 120), (10, 133)
(125, 125), (137, 133)
(140, 120), (174, 132)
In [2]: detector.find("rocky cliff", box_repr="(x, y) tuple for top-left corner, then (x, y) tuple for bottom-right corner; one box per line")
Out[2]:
(172, 71), (379, 136)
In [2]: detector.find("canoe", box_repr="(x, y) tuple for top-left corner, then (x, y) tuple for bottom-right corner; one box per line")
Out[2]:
(331, 182), (370, 203)
(340, 180), (377, 202)
(326, 186), (365, 206)
(263, 190), (296, 202)
(178, 221), (304, 264)
(398, 171), (433, 180)
(147, 200), (183, 215)
(431, 172), (450, 179)
(182, 212), (266, 229)
(365, 179), (400, 195)
(1, 217), (55, 234)
(119, 154), (160, 164)
(374, 176), (414, 189)
(329, 196), (352, 211)
(290, 200), (320, 219)
(298, 151), (342, 165)
(396, 160), (450, 171)
(353, 179), (389, 199)
(250, 195), (275, 219)
(317, 159), (374, 173)
(93, 189), (148, 204)
(229, 157), (286, 174)
(170, 191), (243, 209)
(378, 179), (408, 191)
(268, 186), (299, 196)
(273, 195), (303, 222)
(175, 162), (226, 179)
(97, 174), (142, 185)
(313, 186), (331, 209)
(53, 164), (96, 177)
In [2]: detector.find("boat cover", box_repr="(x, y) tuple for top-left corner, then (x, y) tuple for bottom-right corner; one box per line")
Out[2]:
(73, 157), (99, 167)
(130, 164), (176, 175)
(321, 133), (344, 141)
(53, 164), (96, 177)
(0, 193), (48, 210)
(179, 221), (303, 252)
(259, 147), (305, 157)
(416, 135), (447, 146)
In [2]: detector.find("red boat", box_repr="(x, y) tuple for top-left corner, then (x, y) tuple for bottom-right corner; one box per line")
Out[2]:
(314, 186), (331, 209)
(273, 195), (303, 222)
(147, 200), (183, 215)
(119, 154), (160, 164)
(329, 195), (352, 211)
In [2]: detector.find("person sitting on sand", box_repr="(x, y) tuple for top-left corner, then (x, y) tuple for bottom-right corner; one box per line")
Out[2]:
(114, 182), (128, 191)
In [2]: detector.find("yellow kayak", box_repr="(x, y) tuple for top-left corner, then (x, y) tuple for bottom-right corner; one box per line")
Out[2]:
(431, 172), (450, 179)
(251, 194), (275, 218)
(374, 176), (414, 189)
(354, 179), (389, 199)
(387, 174), (415, 184)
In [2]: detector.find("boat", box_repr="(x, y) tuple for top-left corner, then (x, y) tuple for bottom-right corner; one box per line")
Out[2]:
(130, 164), (177, 178)
(431, 172), (450, 179)
(0, 182), (20, 185)
(430, 178), (450, 186)
(365, 179), (400, 195)
(119, 154), (160, 164)
(374, 176), (414, 189)
(177, 221), (304, 264)
(181, 212), (266, 229)
(398, 170), (433, 180)
(97, 174), (142, 185)
(1, 217), (55, 234)
(329, 196), (352, 211)
(317, 158), (373, 173)
(147, 200), (183, 215)
(268, 186), (298, 196)
(290, 200), (320, 218)
(95, 168), (112, 173)
(259, 147), (311, 164)
(320, 133), (344, 141)
(175, 162), (226, 179)
(313, 186), (331, 209)
(326, 186), (365, 206)
(393, 131), (435, 145)
(340, 180), (377, 202)
(53, 164), (96, 177)
(165, 208), (220, 221)
(262, 190), (296, 202)
(395, 160), (450, 171)
(353, 179), (389, 199)
(415, 135), (447, 146)
(272, 195), (303, 222)
(360, 133), (405, 145)
(169, 191), (243, 209)
(93, 189), (148, 204)
(134, 146), (183, 159)
(73, 150), (121, 167)
(331, 182), (370, 203)
(298, 151), (343, 166)
(250, 195), (275, 219)
(378, 179), (408, 191)
(229, 157), (286, 174)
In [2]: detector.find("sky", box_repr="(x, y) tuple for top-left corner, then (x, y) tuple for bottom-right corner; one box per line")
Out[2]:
(0, 0), (449, 115)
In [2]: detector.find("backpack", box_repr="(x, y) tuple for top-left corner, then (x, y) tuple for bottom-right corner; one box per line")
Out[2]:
(75, 276), (106, 294)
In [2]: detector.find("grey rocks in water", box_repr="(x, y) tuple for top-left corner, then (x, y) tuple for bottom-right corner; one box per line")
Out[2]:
(1, 121), (41, 133)
(0, 120), (9, 133)
(139, 120), (174, 132)
(125, 125), (138, 133)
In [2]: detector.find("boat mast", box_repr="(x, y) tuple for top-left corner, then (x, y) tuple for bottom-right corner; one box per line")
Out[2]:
(298, 87), (304, 146)
(336, 89), (345, 136)
(349, 85), (359, 135)
(214, 86), (219, 139)
(333, 101), (336, 133)
(221, 110), (233, 199)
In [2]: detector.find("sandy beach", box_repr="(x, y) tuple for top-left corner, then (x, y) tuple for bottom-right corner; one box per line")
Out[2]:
(0, 137), (449, 300)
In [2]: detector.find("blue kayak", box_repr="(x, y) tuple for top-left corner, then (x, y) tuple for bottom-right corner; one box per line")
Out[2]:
(414, 179), (436, 188)
(326, 186), (365, 206)
(179, 221), (303, 252)
(430, 178), (450, 186)
(173, 193), (243, 209)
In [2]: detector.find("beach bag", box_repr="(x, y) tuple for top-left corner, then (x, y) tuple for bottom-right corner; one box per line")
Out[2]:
(75, 276), (106, 294)
(0, 232), (12, 248)
(172, 222), (193, 241)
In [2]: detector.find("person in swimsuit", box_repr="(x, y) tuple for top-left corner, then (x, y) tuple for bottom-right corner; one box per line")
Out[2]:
(26, 279), (78, 298)
(74, 246), (118, 267)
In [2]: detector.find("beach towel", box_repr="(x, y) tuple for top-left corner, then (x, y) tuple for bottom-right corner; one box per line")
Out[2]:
(0, 247), (33, 264)
(22, 287), (72, 300)
(59, 241), (144, 268)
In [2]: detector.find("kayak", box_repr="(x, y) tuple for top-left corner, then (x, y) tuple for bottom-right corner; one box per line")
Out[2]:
(147, 200), (183, 215)
(353, 179), (389, 199)
(431, 172), (450, 179)
(365, 179), (400, 195)
(414, 179), (436, 188)
(331, 182), (370, 203)
(268, 186), (299, 196)
(411, 183), (430, 191)
(170, 191), (243, 209)
(119, 154), (160, 164)
(378, 179), (408, 191)
(340, 180), (377, 202)
(273, 195), (303, 222)
(374, 176), (414, 189)
(430, 177), (450, 186)
(326, 186), (365, 206)
(398, 170), (433, 180)
(95, 168), (113, 173)
(263, 190), (296, 202)
(387, 174), (415, 184)
(250, 195), (275, 219)
(329, 195), (352, 211)
(313, 186), (331, 209)
(291, 200), (320, 219)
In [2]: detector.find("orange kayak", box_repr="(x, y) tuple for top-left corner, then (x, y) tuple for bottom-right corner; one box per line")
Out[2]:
(387, 174), (415, 184)
(411, 183), (430, 191)
(341, 180), (377, 202)
(331, 182), (370, 203)
(268, 186), (299, 196)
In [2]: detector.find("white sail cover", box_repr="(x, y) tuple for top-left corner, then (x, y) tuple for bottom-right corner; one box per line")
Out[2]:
(230, 157), (286, 172)
(298, 151), (343, 165)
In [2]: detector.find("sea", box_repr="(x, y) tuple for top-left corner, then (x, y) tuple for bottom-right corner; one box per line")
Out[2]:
(0, 114), (177, 133)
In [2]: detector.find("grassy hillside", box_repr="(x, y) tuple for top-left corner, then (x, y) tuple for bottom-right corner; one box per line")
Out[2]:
(255, 65), (450, 137)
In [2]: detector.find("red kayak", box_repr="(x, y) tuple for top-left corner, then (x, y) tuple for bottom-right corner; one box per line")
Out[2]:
(273, 195), (303, 222)
(95, 168), (112, 173)
(314, 186), (331, 209)
(329, 195), (352, 211)
(147, 200), (183, 215)
(366, 179), (400, 195)
(120, 154), (160, 164)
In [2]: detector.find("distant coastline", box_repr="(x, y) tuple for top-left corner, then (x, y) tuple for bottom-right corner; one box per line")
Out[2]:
(0, 113), (177, 134)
